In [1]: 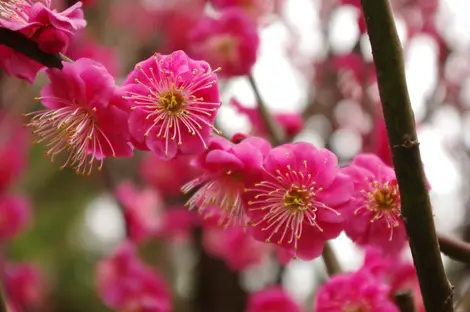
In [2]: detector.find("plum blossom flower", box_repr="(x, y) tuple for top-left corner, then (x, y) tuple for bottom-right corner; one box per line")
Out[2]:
(0, 0), (86, 82)
(122, 50), (221, 160)
(231, 98), (304, 138)
(342, 154), (408, 254)
(115, 182), (163, 243)
(246, 287), (301, 312)
(3, 262), (45, 312)
(203, 225), (270, 271)
(25, 58), (133, 175)
(189, 8), (259, 77)
(140, 154), (200, 198)
(314, 268), (399, 312)
(243, 142), (353, 260)
(0, 115), (30, 192)
(0, 195), (30, 242)
(96, 241), (172, 312)
(182, 135), (271, 227)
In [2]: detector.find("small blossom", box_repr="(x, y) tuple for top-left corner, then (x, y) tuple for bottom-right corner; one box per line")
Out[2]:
(203, 225), (270, 271)
(342, 154), (408, 254)
(0, 0), (86, 82)
(0, 115), (30, 192)
(246, 287), (301, 312)
(122, 50), (221, 160)
(182, 135), (271, 227)
(3, 262), (45, 312)
(314, 269), (399, 312)
(231, 98), (304, 138)
(96, 241), (172, 312)
(25, 58), (133, 175)
(0, 195), (30, 242)
(243, 142), (352, 260)
(140, 154), (200, 198)
(115, 182), (163, 243)
(189, 8), (259, 77)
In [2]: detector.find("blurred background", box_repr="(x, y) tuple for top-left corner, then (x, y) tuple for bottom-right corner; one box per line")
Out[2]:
(2, 0), (470, 311)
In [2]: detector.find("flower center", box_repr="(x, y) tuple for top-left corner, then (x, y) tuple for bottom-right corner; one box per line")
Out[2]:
(370, 180), (399, 211)
(283, 185), (313, 212)
(207, 35), (238, 63)
(159, 89), (186, 114)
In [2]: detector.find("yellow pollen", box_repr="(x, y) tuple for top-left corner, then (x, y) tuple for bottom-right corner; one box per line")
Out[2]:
(159, 89), (186, 114)
(283, 185), (312, 213)
(373, 186), (398, 211)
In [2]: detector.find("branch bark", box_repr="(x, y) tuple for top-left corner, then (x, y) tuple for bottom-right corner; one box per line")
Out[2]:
(394, 291), (417, 312)
(360, 0), (454, 311)
(438, 232), (470, 264)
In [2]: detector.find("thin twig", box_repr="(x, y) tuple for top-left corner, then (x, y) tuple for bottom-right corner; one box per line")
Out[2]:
(247, 74), (285, 145)
(438, 232), (470, 263)
(360, 0), (454, 311)
(394, 290), (417, 312)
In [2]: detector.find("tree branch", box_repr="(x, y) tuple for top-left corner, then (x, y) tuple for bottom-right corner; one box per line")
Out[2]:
(394, 290), (417, 312)
(360, 0), (454, 311)
(0, 28), (63, 69)
(438, 232), (470, 263)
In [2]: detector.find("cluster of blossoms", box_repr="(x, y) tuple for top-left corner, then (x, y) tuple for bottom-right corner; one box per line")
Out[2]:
(0, 0), (437, 311)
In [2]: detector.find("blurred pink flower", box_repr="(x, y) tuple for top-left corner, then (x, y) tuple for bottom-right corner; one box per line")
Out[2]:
(388, 262), (424, 312)
(3, 262), (45, 312)
(243, 142), (352, 260)
(342, 154), (408, 255)
(116, 182), (163, 243)
(0, 195), (31, 242)
(156, 206), (197, 243)
(123, 50), (221, 160)
(231, 98), (304, 138)
(0, 1), (86, 82)
(96, 241), (172, 312)
(203, 225), (270, 271)
(183, 135), (271, 228)
(25, 58), (133, 175)
(0, 115), (30, 192)
(366, 115), (393, 167)
(210, 0), (283, 23)
(314, 269), (398, 312)
(189, 8), (259, 77)
(66, 32), (120, 77)
(140, 154), (200, 198)
(246, 287), (301, 312)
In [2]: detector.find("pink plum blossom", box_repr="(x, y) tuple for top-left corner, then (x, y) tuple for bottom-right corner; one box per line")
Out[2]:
(243, 142), (353, 260)
(0, 195), (31, 242)
(66, 32), (120, 77)
(210, 0), (283, 23)
(0, 0), (86, 82)
(25, 58), (133, 175)
(115, 182), (163, 243)
(231, 98), (304, 138)
(246, 287), (301, 312)
(0, 115), (30, 192)
(203, 225), (270, 271)
(140, 154), (200, 198)
(96, 241), (172, 312)
(3, 262), (45, 312)
(189, 8), (259, 77)
(388, 262), (424, 312)
(183, 135), (271, 228)
(122, 50), (221, 160)
(314, 269), (399, 312)
(342, 154), (408, 255)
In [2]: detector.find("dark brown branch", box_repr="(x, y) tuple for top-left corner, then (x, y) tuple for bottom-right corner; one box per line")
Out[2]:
(0, 28), (63, 69)
(360, 0), (454, 311)
(321, 243), (342, 276)
(438, 232), (470, 263)
(394, 291), (417, 312)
